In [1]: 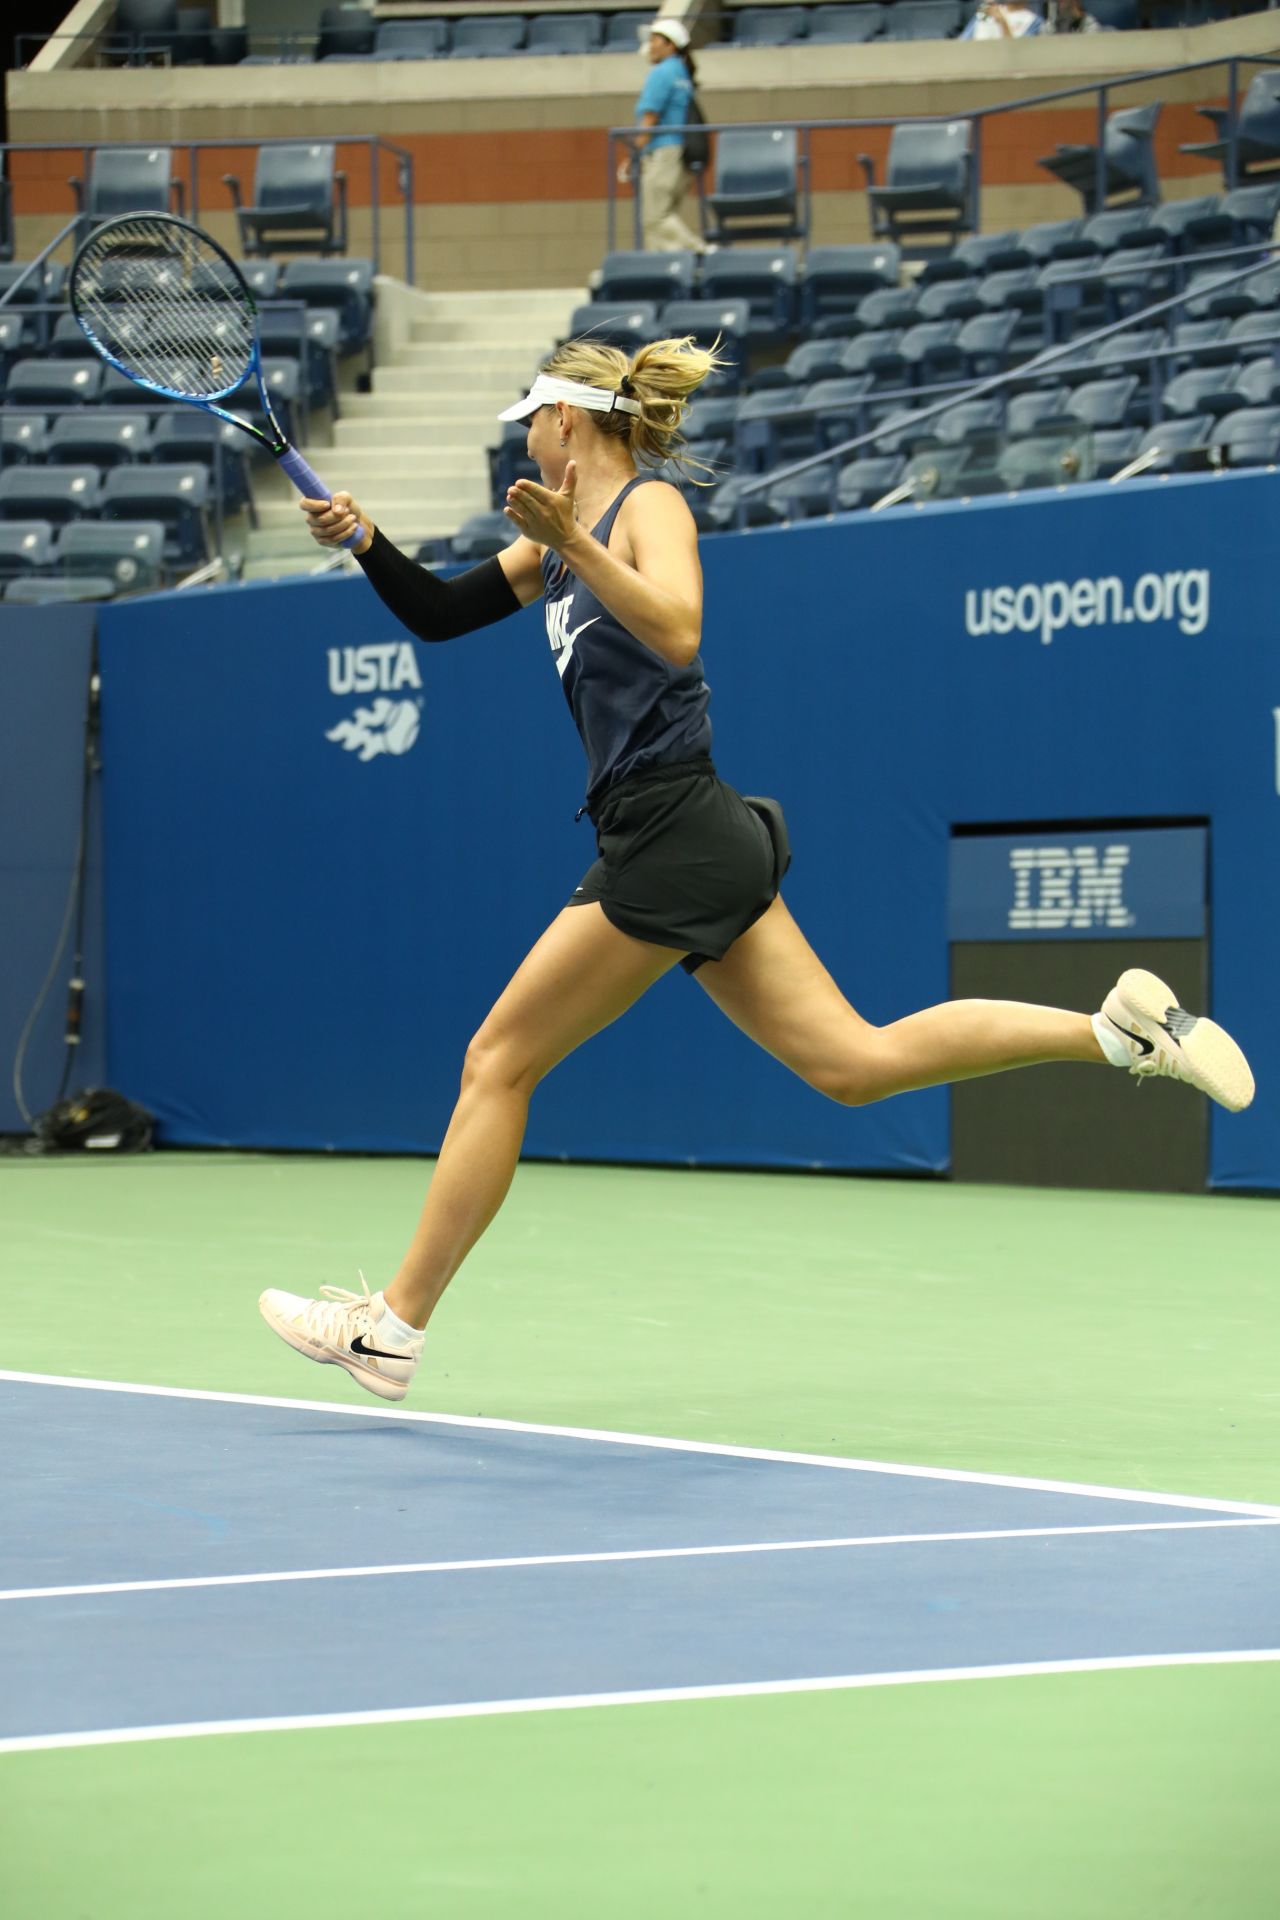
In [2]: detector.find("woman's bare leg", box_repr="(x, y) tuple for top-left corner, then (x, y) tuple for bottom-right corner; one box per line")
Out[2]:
(695, 895), (1104, 1105)
(384, 904), (683, 1328)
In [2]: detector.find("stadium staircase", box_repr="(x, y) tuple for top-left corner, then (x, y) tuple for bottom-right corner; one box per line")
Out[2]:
(241, 281), (585, 578)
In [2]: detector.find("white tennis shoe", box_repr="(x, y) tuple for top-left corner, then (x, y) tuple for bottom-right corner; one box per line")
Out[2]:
(1096, 968), (1255, 1113)
(258, 1274), (423, 1401)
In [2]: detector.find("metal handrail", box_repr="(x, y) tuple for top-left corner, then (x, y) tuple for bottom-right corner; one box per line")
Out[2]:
(0, 136), (416, 282)
(607, 51), (1280, 250)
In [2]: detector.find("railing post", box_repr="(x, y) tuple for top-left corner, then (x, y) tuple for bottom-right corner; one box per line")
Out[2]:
(1226, 60), (1240, 194)
(1094, 85), (1108, 217)
(188, 142), (198, 226)
(632, 138), (642, 251)
(370, 139), (381, 277)
(970, 115), (983, 236)
(607, 132), (617, 253)
(401, 150), (415, 287)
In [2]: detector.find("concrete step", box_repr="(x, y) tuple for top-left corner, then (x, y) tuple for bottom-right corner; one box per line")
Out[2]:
(253, 487), (490, 532)
(408, 288), (582, 318)
(257, 450), (488, 489)
(392, 343), (544, 376)
(340, 391), (504, 423)
(369, 365), (527, 401)
(409, 319), (562, 348)
(331, 417), (485, 451)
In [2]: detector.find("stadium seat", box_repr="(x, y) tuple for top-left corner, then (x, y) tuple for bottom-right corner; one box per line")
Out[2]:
(278, 258), (374, 355)
(1172, 317), (1234, 365)
(0, 173), (11, 264)
(734, 389), (822, 471)
(1064, 374), (1143, 430)
(800, 245), (901, 331)
(732, 6), (808, 44)
(525, 13), (604, 53)
(1090, 426), (1145, 477)
(921, 396), (1005, 451)
(0, 465), (101, 523)
(1018, 219), (1091, 265)
(766, 468), (837, 523)
(372, 19), (449, 59)
(46, 411), (151, 468)
(223, 144), (348, 256)
(257, 303), (341, 416)
(1228, 311), (1280, 356)
(915, 278), (984, 324)
(1232, 357), (1280, 410)
(595, 250), (698, 306)
(898, 320), (964, 384)
(1079, 208), (1156, 254)
(881, 1), (962, 37)
(699, 250), (799, 343)
(1209, 405), (1280, 466)
(703, 130), (803, 245)
(112, 0), (178, 62)
(4, 359), (102, 409)
(102, 463), (210, 568)
(923, 231), (1022, 281)
(1161, 365), (1246, 418)
(657, 300), (752, 391)
(838, 329), (906, 384)
(835, 453), (903, 509)
(681, 394), (739, 466)
(996, 433), (1093, 492)
(1129, 416), (1214, 473)
(56, 519), (167, 593)
(567, 300), (659, 353)
(149, 411), (255, 514)
(806, 4), (885, 41)
(861, 121), (973, 255)
(450, 510), (514, 559)
(775, 337), (851, 388)
(314, 7), (375, 58)
(704, 475), (782, 531)
(956, 309), (1019, 375)
(1006, 388), (1072, 436)
(1218, 181), (1280, 244)
(1181, 70), (1280, 184)
(1149, 195), (1230, 255)
(68, 147), (183, 233)
(805, 374), (875, 446)
(238, 260), (281, 302)
(1038, 105), (1162, 214)
(852, 285), (919, 332)
(1086, 0), (1139, 23)
(605, 13), (653, 50)
(0, 520), (56, 579)
(450, 15), (526, 57)
(976, 268), (1042, 316)
(0, 309), (30, 381)
(0, 413), (48, 464)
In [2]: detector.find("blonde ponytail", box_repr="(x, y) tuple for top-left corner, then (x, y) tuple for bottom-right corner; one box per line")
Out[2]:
(539, 333), (728, 481)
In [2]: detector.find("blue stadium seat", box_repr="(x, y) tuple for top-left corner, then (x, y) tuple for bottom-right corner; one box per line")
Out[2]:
(1181, 71), (1280, 184)
(372, 19), (448, 59)
(1065, 374), (1143, 430)
(46, 411), (151, 468)
(1161, 366), (1246, 418)
(56, 519), (167, 593)
(658, 300), (752, 391)
(915, 278), (984, 323)
(922, 396), (1005, 450)
(699, 248), (799, 342)
(862, 121), (972, 254)
(450, 15), (526, 57)
(1018, 218), (1090, 265)
(238, 259), (281, 302)
(766, 469), (838, 523)
(257, 303), (341, 416)
(240, 358), (304, 449)
(804, 374), (875, 445)
(0, 465), (101, 523)
(224, 143), (348, 256)
(595, 250), (698, 305)
(1229, 311), (1280, 356)
(1090, 425), (1145, 477)
(732, 6), (808, 43)
(4, 359), (102, 409)
(956, 309), (1019, 375)
(488, 421), (540, 504)
(801, 247), (900, 331)
(1098, 243), (1173, 314)
(1218, 181), (1280, 244)
(102, 463), (210, 568)
(68, 146), (183, 234)
(996, 434), (1091, 492)
(605, 13), (653, 50)
(0, 413), (48, 464)
(704, 130), (803, 245)
(704, 475), (783, 531)
(450, 511), (513, 559)
(681, 393), (739, 456)
(49, 313), (98, 358)
(881, 0), (962, 36)
(806, 4), (885, 41)
(777, 338), (850, 387)
(1006, 388), (1071, 436)
(149, 411), (255, 514)
(924, 231), (1023, 281)
(1232, 357), (1280, 410)
(976, 268), (1041, 314)
(1172, 317), (1234, 365)
(1086, 0), (1140, 23)
(567, 300), (659, 352)
(1039, 104), (1162, 213)
(525, 13), (603, 52)
(1210, 405), (1280, 466)
(0, 309), (31, 381)
(1079, 208), (1155, 254)
(0, 521), (56, 578)
(1149, 195), (1229, 255)
(279, 258), (374, 355)
(314, 7), (375, 59)
(838, 329), (906, 385)
(733, 389), (822, 471)
(1130, 415), (1214, 473)
(898, 320), (964, 384)
(836, 453), (903, 508)
(852, 284), (919, 332)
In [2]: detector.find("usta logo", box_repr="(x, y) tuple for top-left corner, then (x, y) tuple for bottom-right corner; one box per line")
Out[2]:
(326, 642), (423, 760)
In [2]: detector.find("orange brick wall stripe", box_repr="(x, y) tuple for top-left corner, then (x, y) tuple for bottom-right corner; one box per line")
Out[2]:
(7, 102), (1225, 217)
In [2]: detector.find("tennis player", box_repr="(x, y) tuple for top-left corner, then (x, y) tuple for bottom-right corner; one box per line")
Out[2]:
(258, 334), (1255, 1402)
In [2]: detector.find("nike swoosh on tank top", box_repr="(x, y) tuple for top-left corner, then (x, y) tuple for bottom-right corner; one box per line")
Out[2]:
(540, 473), (713, 815)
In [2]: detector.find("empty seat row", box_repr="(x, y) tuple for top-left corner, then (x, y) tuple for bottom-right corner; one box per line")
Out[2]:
(0, 408), (255, 513)
(0, 359), (306, 450)
(309, 9), (655, 60)
(0, 464), (212, 569)
(0, 519), (168, 598)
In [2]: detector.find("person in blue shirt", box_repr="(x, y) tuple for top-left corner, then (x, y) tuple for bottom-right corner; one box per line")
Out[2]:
(619, 16), (706, 253)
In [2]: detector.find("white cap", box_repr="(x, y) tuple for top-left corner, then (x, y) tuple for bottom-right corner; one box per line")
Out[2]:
(497, 372), (642, 424)
(650, 17), (691, 49)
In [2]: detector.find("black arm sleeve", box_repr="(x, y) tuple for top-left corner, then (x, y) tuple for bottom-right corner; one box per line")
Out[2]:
(355, 526), (522, 643)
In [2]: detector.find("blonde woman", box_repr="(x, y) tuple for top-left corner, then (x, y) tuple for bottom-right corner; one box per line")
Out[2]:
(259, 335), (1254, 1401)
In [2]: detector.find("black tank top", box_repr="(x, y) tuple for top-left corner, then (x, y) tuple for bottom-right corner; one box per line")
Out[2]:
(540, 473), (713, 814)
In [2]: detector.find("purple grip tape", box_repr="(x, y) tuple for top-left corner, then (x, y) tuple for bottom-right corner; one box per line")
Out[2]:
(276, 446), (362, 552)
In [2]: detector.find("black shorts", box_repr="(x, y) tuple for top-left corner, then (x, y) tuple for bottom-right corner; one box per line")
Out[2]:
(568, 758), (790, 974)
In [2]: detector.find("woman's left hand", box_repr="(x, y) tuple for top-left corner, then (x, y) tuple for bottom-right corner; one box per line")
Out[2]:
(504, 463), (579, 550)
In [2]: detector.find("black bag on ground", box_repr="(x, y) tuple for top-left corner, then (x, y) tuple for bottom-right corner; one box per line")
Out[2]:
(33, 1087), (154, 1153)
(683, 94), (710, 174)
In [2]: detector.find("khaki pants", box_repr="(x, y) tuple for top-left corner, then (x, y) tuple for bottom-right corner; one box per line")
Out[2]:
(640, 142), (704, 254)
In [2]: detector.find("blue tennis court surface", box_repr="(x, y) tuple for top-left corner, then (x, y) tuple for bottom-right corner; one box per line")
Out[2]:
(4, 1373), (1279, 1749)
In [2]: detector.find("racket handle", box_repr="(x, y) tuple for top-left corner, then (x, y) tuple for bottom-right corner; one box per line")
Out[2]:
(276, 446), (363, 552)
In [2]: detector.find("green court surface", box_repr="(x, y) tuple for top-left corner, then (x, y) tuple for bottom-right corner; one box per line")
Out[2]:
(3, 1153), (1279, 1915)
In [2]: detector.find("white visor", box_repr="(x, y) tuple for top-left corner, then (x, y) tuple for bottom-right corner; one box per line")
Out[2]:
(497, 373), (643, 424)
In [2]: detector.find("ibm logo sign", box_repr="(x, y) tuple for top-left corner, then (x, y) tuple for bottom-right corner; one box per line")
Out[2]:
(1008, 844), (1135, 932)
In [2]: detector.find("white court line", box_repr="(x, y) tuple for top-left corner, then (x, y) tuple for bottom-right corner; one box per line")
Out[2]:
(4, 1517), (1278, 1605)
(4, 1368), (1279, 1518)
(4, 1649), (1279, 1756)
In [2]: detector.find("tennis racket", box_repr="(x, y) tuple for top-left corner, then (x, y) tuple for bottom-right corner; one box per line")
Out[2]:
(69, 210), (360, 548)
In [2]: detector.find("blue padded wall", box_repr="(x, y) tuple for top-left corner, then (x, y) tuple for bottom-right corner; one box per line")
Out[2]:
(97, 469), (1280, 1186)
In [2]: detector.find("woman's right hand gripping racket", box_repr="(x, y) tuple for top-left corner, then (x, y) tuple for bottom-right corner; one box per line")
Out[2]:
(69, 210), (361, 548)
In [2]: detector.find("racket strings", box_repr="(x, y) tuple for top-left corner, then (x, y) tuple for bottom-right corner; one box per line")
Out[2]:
(72, 217), (255, 400)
